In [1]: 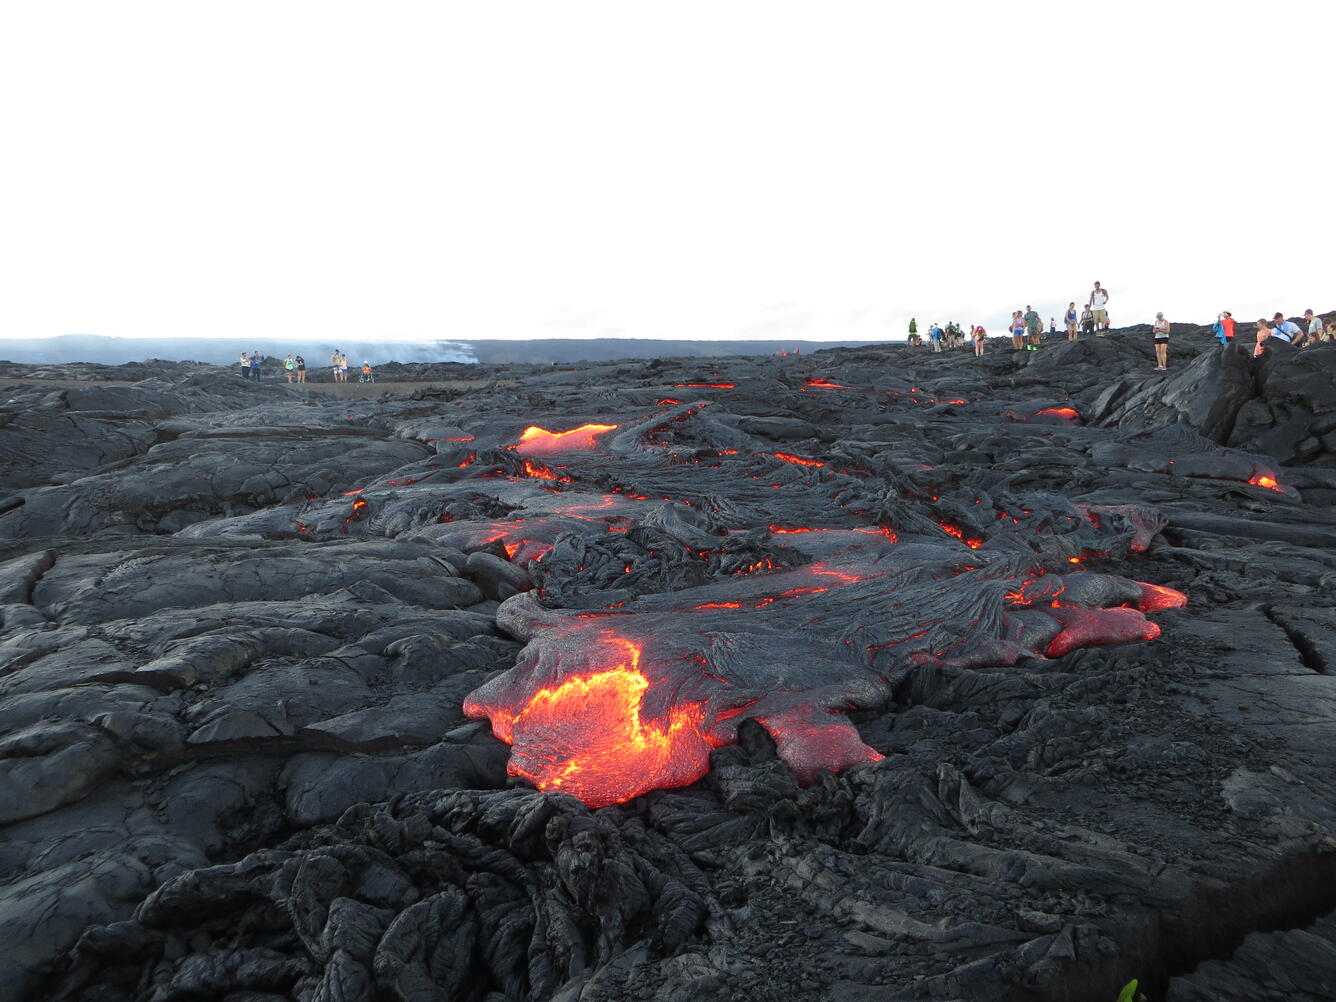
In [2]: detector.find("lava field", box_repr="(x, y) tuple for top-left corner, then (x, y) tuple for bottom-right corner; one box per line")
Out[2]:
(3, 329), (1336, 1001)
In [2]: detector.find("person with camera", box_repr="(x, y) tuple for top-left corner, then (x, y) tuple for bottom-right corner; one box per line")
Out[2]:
(1151, 312), (1171, 370)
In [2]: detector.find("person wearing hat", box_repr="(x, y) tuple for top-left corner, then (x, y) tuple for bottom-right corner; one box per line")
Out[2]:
(1270, 313), (1304, 347)
(1152, 312), (1171, 370)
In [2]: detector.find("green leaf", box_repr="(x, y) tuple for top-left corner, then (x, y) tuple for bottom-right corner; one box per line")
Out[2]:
(1115, 978), (1139, 1002)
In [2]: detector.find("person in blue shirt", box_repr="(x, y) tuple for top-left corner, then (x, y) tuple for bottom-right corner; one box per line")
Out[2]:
(929, 323), (944, 353)
(1270, 313), (1305, 346)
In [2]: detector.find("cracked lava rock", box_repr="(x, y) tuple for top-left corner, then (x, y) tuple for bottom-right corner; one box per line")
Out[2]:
(3, 329), (1336, 1001)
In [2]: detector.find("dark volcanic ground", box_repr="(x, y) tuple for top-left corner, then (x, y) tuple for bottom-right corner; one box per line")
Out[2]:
(2, 327), (1336, 1002)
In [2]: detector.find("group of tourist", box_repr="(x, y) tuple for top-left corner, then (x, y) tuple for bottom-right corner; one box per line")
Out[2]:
(910, 281), (1117, 357)
(1212, 309), (1333, 359)
(908, 282), (1329, 372)
(236, 351), (375, 383)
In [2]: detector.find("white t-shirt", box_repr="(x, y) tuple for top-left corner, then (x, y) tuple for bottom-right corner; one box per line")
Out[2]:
(1090, 288), (1109, 309)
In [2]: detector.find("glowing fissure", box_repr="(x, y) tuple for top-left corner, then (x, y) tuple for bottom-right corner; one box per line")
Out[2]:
(770, 452), (826, 468)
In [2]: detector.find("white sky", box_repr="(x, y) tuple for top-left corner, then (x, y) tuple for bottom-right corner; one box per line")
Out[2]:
(1, 1), (1331, 343)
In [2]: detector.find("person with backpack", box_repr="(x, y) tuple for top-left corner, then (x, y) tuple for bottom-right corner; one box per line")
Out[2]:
(249, 352), (263, 380)
(1080, 305), (1096, 338)
(1152, 312), (1171, 370)
(928, 322), (944, 353)
(283, 354), (296, 383)
(907, 318), (920, 346)
(1088, 281), (1111, 333)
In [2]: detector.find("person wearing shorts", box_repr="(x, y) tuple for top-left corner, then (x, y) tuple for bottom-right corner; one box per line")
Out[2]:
(1089, 281), (1110, 332)
(295, 355), (306, 383)
(1152, 312), (1170, 370)
(1065, 302), (1079, 340)
(1023, 305), (1041, 349)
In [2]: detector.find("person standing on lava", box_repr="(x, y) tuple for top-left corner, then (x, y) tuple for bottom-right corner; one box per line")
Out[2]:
(1089, 281), (1111, 333)
(1152, 312), (1171, 370)
(238, 351), (251, 379)
(1081, 304), (1096, 337)
(1213, 311), (1235, 346)
(295, 354), (306, 383)
(330, 350), (343, 382)
(973, 324), (987, 357)
(1023, 305), (1041, 349)
(907, 317), (919, 346)
(1010, 311), (1025, 351)
(250, 352), (263, 380)
(1065, 302), (1079, 340)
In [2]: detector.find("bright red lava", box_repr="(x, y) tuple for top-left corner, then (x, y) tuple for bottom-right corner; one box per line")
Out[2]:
(470, 635), (716, 808)
(514, 423), (619, 456)
(804, 378), (852, 389)
(1035, 407), (1080, 420)
(673, 382), (736, 389)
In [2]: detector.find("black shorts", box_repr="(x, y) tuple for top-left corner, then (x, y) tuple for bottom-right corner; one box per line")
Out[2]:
(1154, 337), (1169, 344)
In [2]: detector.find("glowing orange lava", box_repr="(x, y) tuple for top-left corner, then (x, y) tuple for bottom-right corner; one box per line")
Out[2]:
(936, 522), (985, 549)
(514, 423), (619, 456)
(1135, 582), (1188, 611)
(1036, 407), (1080, 420)
(770, 452), (826, 468)
(1248, 472), (1283, 491)
(476, 636), (715, 807)
(804, 378), (852, 389)
(673, 382), (735, 389)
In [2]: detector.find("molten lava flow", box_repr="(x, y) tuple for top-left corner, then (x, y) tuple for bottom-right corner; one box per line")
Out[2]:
(673, 382), (735, 389)
(770, 452), (826, 468)
(1035, 407), (1080, 420)
(1046, 607), (1160, 657)
(804, 378), (852, 389)
(522, 459), (572, 482)
(1248, 471), (1283, 491)
(514, 423), (619, 456)
(477, 636), (715, 808)
(1135, 582), (1188, 611)
(936, 521), (985, 549)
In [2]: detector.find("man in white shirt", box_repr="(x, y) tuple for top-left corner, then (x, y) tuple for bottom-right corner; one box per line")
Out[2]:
(1088, 282), (1111, 333)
